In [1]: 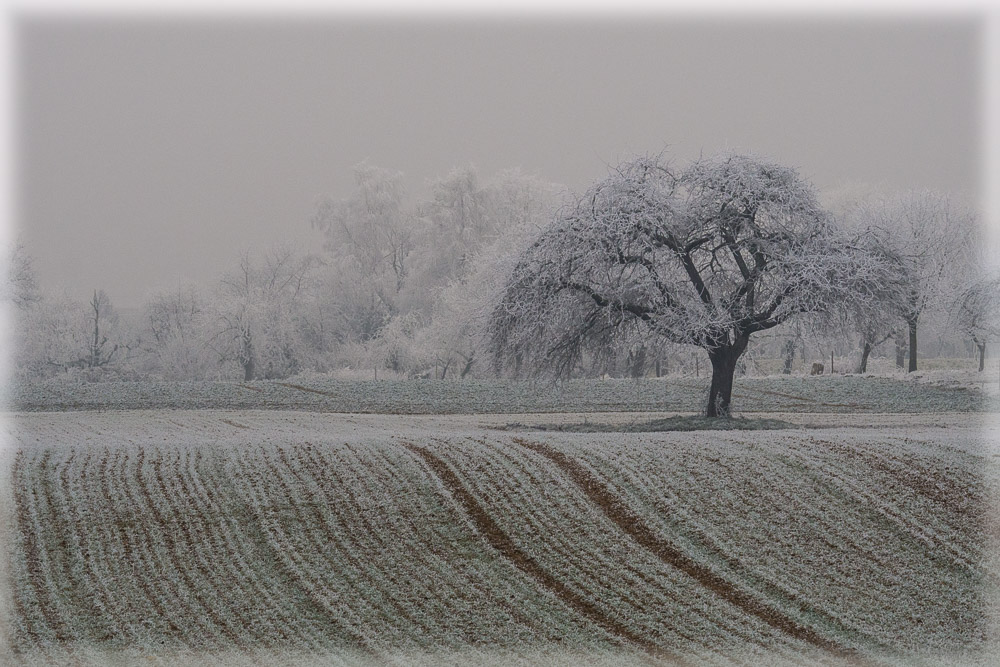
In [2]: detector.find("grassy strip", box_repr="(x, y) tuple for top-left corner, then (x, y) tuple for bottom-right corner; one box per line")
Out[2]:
(497, 416), (797, 432)
(11, 376), (992, 413)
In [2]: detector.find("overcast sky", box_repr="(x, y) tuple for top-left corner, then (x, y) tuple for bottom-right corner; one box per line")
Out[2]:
(14, 16), (982, 308)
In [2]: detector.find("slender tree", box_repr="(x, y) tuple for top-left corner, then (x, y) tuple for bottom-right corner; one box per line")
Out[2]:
(211, 248), (318, 380)
(951, 272), (1000, 372)
(86, 290), (119, 368)
(3, 240), (40, 310)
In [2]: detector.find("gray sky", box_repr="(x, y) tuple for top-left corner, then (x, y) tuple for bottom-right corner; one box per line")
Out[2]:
(14, 16), (982, 308)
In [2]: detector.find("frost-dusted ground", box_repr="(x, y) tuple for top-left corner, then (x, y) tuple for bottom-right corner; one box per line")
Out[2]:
(7, 373), (997, 414)
(2, 409), (999, 666)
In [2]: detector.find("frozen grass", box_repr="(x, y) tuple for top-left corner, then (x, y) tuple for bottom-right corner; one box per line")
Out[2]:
(497, 416), (797, 432)
(2, 412), (998, 665)
(7, 374), (995, 414)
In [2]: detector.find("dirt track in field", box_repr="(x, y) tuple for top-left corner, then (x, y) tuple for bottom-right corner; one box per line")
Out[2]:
(513, 438), (875, 661)
(404, 441), (682, 665)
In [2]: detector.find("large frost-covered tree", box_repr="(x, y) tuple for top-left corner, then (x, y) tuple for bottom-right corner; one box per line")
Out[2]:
(488, 153), (888, 417)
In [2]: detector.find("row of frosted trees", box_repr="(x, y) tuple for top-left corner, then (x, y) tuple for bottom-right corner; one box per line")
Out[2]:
(6, 155), (999, 390)
(7, 164), (559, 381)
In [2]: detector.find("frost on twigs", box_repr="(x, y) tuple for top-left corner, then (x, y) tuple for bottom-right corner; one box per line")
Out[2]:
(951, 272), (1000, 372)
(487, 152), (893, 417)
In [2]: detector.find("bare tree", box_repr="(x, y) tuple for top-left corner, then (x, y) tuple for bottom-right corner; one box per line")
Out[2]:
(311, 162), (414, 326)
(845, 192), (975, 372)
(211, 248), (319, 381)
(416, 165), (491, 282)
(147, 285), (202, 346)
(3, 239), (40, 310)
(488, 153), (890, 417)
(403, 167), (564, 377)
(951, 272), (1000, 372)
(86, 290), (119, 368)
(814, 227), (912, 374)
(137, 285), (217, 379)
(14, 291), (85, 376)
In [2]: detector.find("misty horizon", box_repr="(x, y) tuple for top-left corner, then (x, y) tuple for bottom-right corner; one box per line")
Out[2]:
(13, 15), (983, 308)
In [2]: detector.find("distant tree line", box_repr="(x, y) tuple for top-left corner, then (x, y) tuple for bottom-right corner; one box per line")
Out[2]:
(5, 155), (998, 409)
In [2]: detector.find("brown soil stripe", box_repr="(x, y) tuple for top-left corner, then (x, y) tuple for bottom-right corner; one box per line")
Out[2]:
(470, 437), (767, 655)
(673, 378), (862, 409)
(255, 448), (384, 654)
(37, 451), (81, 628)
(298, 446), (452, 640)
(732, 386), (862, 409)
(823, 439), (981, 522)
(402, 441), (684, 665)
(363, 443), (551, 638)
(694, 453), (898, 590)
(616, 447), (885, 653)
(794, 443), (985, 580)
(12, 451), (72, 643)
(220, 418), (250, 429)
(513, 438), (870, 662)
(239, 383), (263, 392)
(276, 448), (424, 633)
(75, 448), (147, 639)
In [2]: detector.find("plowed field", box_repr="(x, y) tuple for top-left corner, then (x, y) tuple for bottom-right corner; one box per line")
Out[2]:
(2, 411), (998, 665)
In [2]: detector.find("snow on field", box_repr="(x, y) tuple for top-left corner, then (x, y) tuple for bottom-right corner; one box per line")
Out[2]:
(2, 410), (998, 665)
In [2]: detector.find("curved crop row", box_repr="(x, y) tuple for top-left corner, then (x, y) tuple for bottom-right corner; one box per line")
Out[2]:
(419, 436), (822, 664)
(541, 430), (994, 658)
(7, 421), (996, 664)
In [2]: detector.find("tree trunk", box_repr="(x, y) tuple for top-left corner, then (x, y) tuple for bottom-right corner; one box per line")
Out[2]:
(654, 358), (661, 378)
(629, 347), (647, 379)
(856, 340), (872, 374)
(241, 330), (255, 381)
(908, 319), (918, 373)
(781, 338), (796, 374)
(895, 332), (907, 369)
(460, 355), (475, 378)
(978, 341), (987, 372)
(91, 305), (100, 367)
(706, 338), (748, 418)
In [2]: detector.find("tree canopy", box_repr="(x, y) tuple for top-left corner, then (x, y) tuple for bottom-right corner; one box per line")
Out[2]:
(488, 153), (890, 416)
